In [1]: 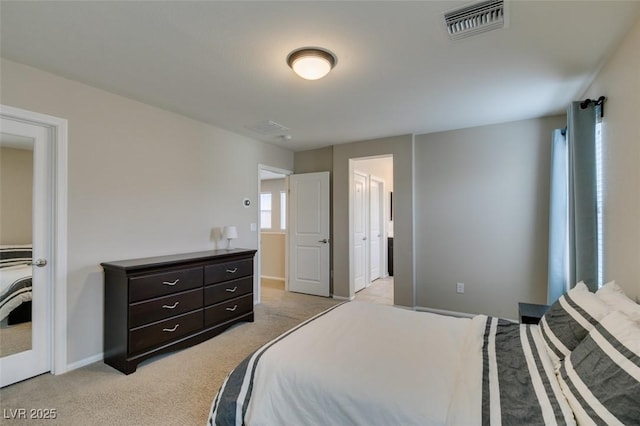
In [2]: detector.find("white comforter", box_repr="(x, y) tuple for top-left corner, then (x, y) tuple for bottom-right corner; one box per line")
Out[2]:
(209, 301), (575, 426)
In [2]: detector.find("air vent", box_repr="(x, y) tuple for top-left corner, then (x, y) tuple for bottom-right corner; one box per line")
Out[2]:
(444, 0), (506, 40)
(244, 120), (290, 136)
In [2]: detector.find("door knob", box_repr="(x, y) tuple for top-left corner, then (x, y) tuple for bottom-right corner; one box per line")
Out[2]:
(363, 237), (367, 241)
(318, 238), (329, 244)
(34, 258), (47, 267)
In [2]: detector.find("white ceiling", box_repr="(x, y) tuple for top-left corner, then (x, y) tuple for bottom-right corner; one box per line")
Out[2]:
(1, 1), (638, 152)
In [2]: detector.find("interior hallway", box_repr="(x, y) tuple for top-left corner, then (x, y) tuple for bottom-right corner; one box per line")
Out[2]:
(262, 277), (394, 306)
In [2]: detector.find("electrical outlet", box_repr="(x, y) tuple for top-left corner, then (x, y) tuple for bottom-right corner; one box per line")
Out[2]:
(456, 282), (465, 294)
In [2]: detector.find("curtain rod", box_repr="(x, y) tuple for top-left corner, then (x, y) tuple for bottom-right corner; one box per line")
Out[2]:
(580, 95), (606, 118)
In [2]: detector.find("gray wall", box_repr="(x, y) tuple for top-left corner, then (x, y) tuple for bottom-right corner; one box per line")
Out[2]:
(582, 18), (640, 301)
(0, 147), (33, 245)
(1, 58), (294, 365)
(415, 115), (566, 319)
(333, 135), (414, 306)
(293, 139), (415, 307)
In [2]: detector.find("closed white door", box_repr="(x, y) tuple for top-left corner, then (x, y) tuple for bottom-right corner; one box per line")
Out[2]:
(369, 178), (384, 281)
(287, 172), (330, 297)
(353, 171), (368, 292)
(0, 117), (52, 387)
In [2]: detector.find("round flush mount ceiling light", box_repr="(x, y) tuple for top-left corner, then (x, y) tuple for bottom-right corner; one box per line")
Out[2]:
(286, 47), (337, 80)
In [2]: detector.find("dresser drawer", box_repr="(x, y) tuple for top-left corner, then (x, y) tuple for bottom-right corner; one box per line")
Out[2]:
(129, 267), (202, 302)
(129, 309), (203, 354)
(129, 288), (203, 328)
(204, 294), (253, 327)
(204, 276), (252, 306)
(204, 259), (253, 285)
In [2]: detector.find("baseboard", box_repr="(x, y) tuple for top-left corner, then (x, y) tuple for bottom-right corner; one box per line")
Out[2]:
(260, 275), (285, 282)
(65, 352), (104, 373)
(332, 294), (355, 301)
(415, 306), (476, 318)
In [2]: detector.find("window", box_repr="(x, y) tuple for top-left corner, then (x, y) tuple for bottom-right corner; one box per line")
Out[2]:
(595, 107), (604, 288)
(280, 191), (287, 230)
(548, 98), (605, 301)
(260, 192), (272, 229)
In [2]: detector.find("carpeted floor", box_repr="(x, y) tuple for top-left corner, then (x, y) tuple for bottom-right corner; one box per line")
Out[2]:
(0, 321), (32, 358)
(0, 285), (340, 425)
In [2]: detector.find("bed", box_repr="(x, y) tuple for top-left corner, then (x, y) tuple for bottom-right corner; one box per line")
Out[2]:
(0, 245), (33, 323)
(208, 282), (640, 426)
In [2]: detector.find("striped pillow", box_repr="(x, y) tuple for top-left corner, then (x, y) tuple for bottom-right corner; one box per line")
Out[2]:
(0, 245), (32, 268)
(539, 282), (611, 369)
(557, 310), (640, 425)
(596, 280), (640, 317)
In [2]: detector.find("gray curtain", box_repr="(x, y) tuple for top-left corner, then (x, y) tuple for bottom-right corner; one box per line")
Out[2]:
(547, 129), (568, 304)
(567, 101), (598, 292)
(548, 101), (599, 302)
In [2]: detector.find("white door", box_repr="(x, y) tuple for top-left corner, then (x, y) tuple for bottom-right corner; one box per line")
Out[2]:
(288, 172), (330, 297)
(0, 117), (52, 387)
(369, 178), (384, 281)
(353, 171), (368, 292)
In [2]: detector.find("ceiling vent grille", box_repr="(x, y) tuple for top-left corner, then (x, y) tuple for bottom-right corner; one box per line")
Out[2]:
(444, 0), (506, 40)
(244, 120), (290, 136)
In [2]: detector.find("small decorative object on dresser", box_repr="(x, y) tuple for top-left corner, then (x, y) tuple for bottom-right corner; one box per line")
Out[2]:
(101, 249), (256, 374)
(518, 302), (550, 324)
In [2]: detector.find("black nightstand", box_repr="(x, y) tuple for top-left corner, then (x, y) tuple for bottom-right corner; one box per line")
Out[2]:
(518, 302), (550, 324)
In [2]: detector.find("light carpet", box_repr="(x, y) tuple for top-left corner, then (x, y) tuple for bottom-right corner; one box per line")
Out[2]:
(0, 286), (340, 425)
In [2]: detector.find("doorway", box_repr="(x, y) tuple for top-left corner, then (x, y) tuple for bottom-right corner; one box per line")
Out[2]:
(257, 165), (290, 303)
(350, 156), (393, 296)
(0, 105), (68, 386)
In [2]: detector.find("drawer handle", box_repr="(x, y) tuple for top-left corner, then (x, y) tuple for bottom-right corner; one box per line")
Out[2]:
(225, 286), (238, 293)
(162, 301), (180, 309)
(226, 268), (238, 274)
(162, 279), (180, 286)
(162, 324), (180, 332)
(226, 305), (238, 312)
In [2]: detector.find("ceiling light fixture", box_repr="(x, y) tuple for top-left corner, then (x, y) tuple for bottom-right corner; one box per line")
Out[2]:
(286, 47), (336, 80)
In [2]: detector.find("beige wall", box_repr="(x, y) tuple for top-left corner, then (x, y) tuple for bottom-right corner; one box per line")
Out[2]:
(1, 58), (293, 365)
(260, 233), (285, 279)
(260, 178), (286, 279)
(581, 19), (640, 301)
(415, 115), (566, 319)
(260, 178), (286, 231)
(0, 147), (33, 245)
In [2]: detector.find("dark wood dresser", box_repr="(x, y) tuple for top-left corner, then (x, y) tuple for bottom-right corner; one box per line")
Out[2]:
(101, 249), (257, 374)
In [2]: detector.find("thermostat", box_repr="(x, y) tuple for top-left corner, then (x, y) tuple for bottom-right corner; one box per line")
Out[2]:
(243, 198), (251, 208)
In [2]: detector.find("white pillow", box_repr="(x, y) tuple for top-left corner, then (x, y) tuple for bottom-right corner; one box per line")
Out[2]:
(539, 282), (611, 369)
(596, 280), (640, 317)
(557, 310), (640, 425)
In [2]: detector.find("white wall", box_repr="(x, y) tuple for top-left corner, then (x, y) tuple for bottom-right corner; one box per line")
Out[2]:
(581, 18), (640, 301)
(415, 115), (566, 319)
(0, 58), (294, 366)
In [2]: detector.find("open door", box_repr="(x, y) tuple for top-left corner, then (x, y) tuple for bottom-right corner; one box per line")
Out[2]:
(0, 117), (52, 387)
(287, 172), (330, 297)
